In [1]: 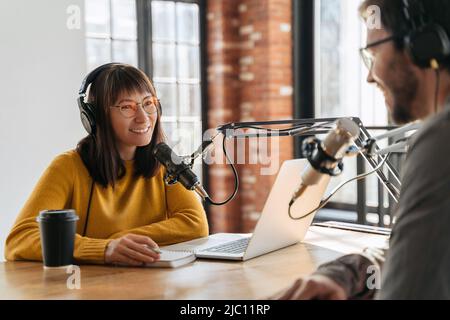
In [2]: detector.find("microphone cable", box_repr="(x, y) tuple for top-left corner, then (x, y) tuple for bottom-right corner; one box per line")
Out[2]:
(82, 179), (95, 237)
(230, 122), (335, 136)
(434, 66), (441, 114)
(82, 134), (97, 237)
(203, 121), (348, 206)
(287, 153), (391, 221)
(205, 135), (239, 206)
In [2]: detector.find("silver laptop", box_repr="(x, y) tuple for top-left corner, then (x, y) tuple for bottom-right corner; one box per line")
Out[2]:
(161, 159), (330, 261)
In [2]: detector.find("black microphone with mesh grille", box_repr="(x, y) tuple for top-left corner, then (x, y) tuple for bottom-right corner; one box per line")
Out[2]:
(153, 142), (209, 200)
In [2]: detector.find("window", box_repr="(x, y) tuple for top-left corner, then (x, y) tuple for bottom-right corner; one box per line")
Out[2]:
(84, 0), (204, 178)
(150, 0), (202, 164)
(85, 0), (138, 70)
(307, 0), (395, 225)
(315, 0), (387, 124)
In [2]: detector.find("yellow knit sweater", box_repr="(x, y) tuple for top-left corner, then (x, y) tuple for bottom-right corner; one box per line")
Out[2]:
(5, 150), (209, 264)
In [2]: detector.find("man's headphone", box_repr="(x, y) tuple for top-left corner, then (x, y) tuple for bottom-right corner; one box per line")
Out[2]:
(402, 0), (450, 69)
(77, 62), (121, 135)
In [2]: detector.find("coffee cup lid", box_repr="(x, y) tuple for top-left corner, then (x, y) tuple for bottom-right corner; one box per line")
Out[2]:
(37, 209), (79, 222)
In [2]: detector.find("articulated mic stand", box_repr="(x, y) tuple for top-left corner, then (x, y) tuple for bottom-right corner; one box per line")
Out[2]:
(209, 117), (420, 203)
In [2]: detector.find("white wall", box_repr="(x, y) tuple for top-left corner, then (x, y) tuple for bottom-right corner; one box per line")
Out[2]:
(0, 0), (87, 261)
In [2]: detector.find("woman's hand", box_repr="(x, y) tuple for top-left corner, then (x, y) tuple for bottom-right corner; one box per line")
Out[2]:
(105, 234), (161, 267)
(270, 275), (347, 300)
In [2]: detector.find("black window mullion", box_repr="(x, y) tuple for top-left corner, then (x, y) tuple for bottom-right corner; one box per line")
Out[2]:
(198, 0), (209, 218)
(137, 0), (153, 77)
(295, 0), (376, 224)
(292, 0), (315, 159)
(138, 0), (207, 203)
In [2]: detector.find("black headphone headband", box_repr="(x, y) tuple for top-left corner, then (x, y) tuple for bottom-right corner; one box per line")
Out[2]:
(77, 62), (161, 135)
(78, 63), (122, 135)
(79, 62), (121, 96)
(403, 0), (427, 31)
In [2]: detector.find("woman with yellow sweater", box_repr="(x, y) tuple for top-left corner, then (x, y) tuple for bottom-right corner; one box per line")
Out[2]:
(5, 63), (209, 266)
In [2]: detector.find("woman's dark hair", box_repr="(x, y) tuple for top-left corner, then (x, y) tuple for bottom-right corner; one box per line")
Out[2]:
(76, 64), (165, 188)
(359, 0), (450, 70)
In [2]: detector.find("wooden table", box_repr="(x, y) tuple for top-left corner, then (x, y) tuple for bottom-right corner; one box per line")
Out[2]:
(0, 226), (388, 300)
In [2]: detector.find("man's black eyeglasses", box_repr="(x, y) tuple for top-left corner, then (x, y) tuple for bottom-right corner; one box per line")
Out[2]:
(360, 36), (398, 70)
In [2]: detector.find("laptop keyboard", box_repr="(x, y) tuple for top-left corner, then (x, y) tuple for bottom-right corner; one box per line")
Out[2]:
(200, 238), (250, 254)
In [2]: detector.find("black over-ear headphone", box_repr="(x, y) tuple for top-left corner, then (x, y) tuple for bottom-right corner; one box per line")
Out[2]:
(78, 63), (120, 236)
(402, 0), (450, 69)
(77, 63), (121, 135)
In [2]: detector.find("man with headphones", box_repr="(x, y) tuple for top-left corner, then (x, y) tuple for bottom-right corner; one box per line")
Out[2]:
(273, 0), (450, 299)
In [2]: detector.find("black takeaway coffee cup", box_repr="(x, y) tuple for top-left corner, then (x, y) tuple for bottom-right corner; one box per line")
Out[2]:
(36, 209), (79, 268)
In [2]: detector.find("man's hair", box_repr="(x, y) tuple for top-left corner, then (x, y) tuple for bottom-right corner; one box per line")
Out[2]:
(359, 0), (450, 70)
(76, 64), (165, 188)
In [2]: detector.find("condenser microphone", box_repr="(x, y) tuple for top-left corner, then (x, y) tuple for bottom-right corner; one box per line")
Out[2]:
(290, 118), (360, 206)
(153, 142), (209, 200)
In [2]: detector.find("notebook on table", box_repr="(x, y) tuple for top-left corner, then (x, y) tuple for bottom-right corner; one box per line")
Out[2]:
(144, 250), (196, 268)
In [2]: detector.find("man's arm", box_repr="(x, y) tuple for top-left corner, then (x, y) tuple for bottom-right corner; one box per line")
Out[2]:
(271, 210), (389, 299)
(377, 113), (450, 299)
(314, 246), (386, 299)
(271, 244), (387, 300)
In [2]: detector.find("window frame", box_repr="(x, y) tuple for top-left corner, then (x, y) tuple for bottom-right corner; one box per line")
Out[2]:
(85, 0), (208, 201)
(85, 0), (139, 70)
(136, 0), (203, 75)
(136, 0), (209, 212)
(292, 0), (397, 227)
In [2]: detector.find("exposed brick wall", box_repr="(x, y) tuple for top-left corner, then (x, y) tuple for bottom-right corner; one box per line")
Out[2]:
(206, 0), (293, 233)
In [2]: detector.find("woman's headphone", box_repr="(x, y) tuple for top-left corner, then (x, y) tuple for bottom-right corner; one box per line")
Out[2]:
(402, 0), (450, 68)
(77, 63), (121, 135)
(78, 63), (121, 236)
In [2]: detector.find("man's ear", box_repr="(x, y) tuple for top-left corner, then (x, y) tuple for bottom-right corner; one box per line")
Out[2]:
(401, 49), (417, 67)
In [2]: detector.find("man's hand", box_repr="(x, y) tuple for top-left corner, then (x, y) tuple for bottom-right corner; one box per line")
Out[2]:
(270, 275), (348, 300)
(105, 234), (161, 267)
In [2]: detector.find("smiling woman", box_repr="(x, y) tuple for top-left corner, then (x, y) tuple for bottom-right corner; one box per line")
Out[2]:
(110, 94), (159, 160)
(4, 63), (209, 267)
(77, 64), (165, 187)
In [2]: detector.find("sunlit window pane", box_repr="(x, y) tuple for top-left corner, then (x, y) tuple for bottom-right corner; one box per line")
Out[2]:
(178, 121), (202, 156)
(85, 0), (110, 36)
(154, 82), (177, 117)
(153, 43), (177, 79)
(86, 38), (111, 70)
(177, 45), (200, 80)
(179, 84), (200, 117)
(85, 0), (138, 72)
(162, 121), (179, 147)
(112, 40), (138, 66)
(150, 0), (202, 181)
(179, 121), (203, 179)
(152, 1), (176, 42)
(176, 3), (199, 44)
(316, 0), (388, 206)
(111, 0), (137, 40)
(316, 0), (386, 123)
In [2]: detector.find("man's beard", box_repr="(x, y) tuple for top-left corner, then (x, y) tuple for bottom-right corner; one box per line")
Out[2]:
(388, 63), (419, 124)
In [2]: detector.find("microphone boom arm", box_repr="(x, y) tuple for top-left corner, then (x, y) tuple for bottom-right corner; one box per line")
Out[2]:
(214, 117), (414, 203)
